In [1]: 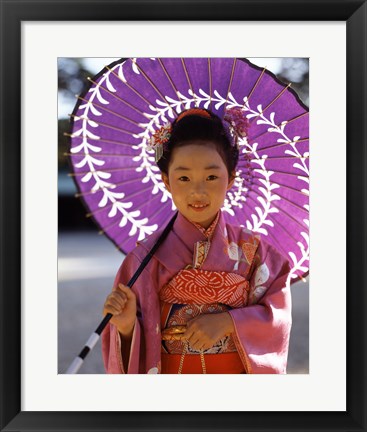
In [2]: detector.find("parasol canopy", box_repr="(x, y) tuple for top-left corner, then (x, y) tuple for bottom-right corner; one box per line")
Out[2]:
(68, 58), (309, 282)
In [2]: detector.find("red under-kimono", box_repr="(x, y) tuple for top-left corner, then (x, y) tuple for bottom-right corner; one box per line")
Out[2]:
(102, 211), (292, 374)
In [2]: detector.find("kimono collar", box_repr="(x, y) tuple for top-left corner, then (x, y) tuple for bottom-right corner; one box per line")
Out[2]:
(192, 212), (220, 239)
(136, 211), (229, 275)
(173, 211), (221, 244)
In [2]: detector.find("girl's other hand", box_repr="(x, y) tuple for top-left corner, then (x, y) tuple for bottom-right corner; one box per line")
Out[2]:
(103, 283), (137, 338)
(182, 312), (235, 351)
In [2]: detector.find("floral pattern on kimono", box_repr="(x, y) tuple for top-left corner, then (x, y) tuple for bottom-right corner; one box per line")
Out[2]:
(102, 211), (292, 374)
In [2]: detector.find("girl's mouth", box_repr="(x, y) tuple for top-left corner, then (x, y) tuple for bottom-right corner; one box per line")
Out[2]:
(189, 203), (209, 211)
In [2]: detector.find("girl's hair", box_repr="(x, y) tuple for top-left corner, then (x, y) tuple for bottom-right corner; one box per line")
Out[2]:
(156, 108), (239, 176)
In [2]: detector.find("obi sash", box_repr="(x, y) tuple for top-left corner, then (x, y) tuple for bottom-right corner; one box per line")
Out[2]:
(161, 352), (245, 374)
(159, 268), (249, 374)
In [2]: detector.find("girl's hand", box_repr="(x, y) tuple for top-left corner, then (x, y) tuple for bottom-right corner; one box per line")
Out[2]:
(182, 312), (235, 351)
(103, 283), (137, 338)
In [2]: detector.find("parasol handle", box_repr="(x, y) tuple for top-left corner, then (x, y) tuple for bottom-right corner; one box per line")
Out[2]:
(65, 212), (178, 374)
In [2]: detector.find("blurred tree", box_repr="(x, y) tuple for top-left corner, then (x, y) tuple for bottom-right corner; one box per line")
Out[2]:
(58, 119), (70, 169)
(277, 58), (309, 107)
(58, 58), (92, 106)
(58, 58), (97, 171)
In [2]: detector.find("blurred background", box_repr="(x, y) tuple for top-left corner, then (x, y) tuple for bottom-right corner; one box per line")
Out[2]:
(58, 57), (309, 374)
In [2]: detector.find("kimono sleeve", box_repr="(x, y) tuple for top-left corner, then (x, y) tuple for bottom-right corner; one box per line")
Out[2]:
(228, 239), (292, 374)
(101, 251), (146, 374)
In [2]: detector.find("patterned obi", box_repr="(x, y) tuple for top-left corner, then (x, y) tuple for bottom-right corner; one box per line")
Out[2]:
(159, 268), (249, 373)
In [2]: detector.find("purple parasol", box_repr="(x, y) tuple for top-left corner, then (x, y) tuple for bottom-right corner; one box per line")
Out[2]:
(68, 58), (309, 282)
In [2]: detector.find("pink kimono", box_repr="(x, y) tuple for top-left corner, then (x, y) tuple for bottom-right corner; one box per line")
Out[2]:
(102, 211), (292, 374)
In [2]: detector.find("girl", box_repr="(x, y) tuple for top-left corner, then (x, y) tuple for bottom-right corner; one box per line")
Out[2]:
(102, 108), (292, 374)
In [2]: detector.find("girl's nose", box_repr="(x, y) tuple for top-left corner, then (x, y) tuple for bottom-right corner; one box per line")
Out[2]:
(190, 182), (207, 196)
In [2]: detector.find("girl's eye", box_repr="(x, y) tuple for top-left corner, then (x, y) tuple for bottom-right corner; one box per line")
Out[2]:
(207, 175), (218, 181)
(178, 176), (190, 182)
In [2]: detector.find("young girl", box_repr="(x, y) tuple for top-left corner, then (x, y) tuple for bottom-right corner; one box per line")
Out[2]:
(102, 108), (292, 374)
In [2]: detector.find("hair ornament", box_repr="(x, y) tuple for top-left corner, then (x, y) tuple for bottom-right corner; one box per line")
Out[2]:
(223, 106), (250, 147)
(147, 122), (172, 162)
(176, 108), (212, 123)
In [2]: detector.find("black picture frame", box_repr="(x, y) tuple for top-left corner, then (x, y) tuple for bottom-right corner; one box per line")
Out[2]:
(1, 1), (366, 431)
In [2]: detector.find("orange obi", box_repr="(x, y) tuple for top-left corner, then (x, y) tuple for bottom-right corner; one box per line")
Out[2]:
(160, 268), (250, 307)
(161, 352), (246, 374)
(159, 269), (249, 373)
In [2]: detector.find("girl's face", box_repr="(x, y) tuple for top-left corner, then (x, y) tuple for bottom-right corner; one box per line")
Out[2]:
(162, 142), (235, 229)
